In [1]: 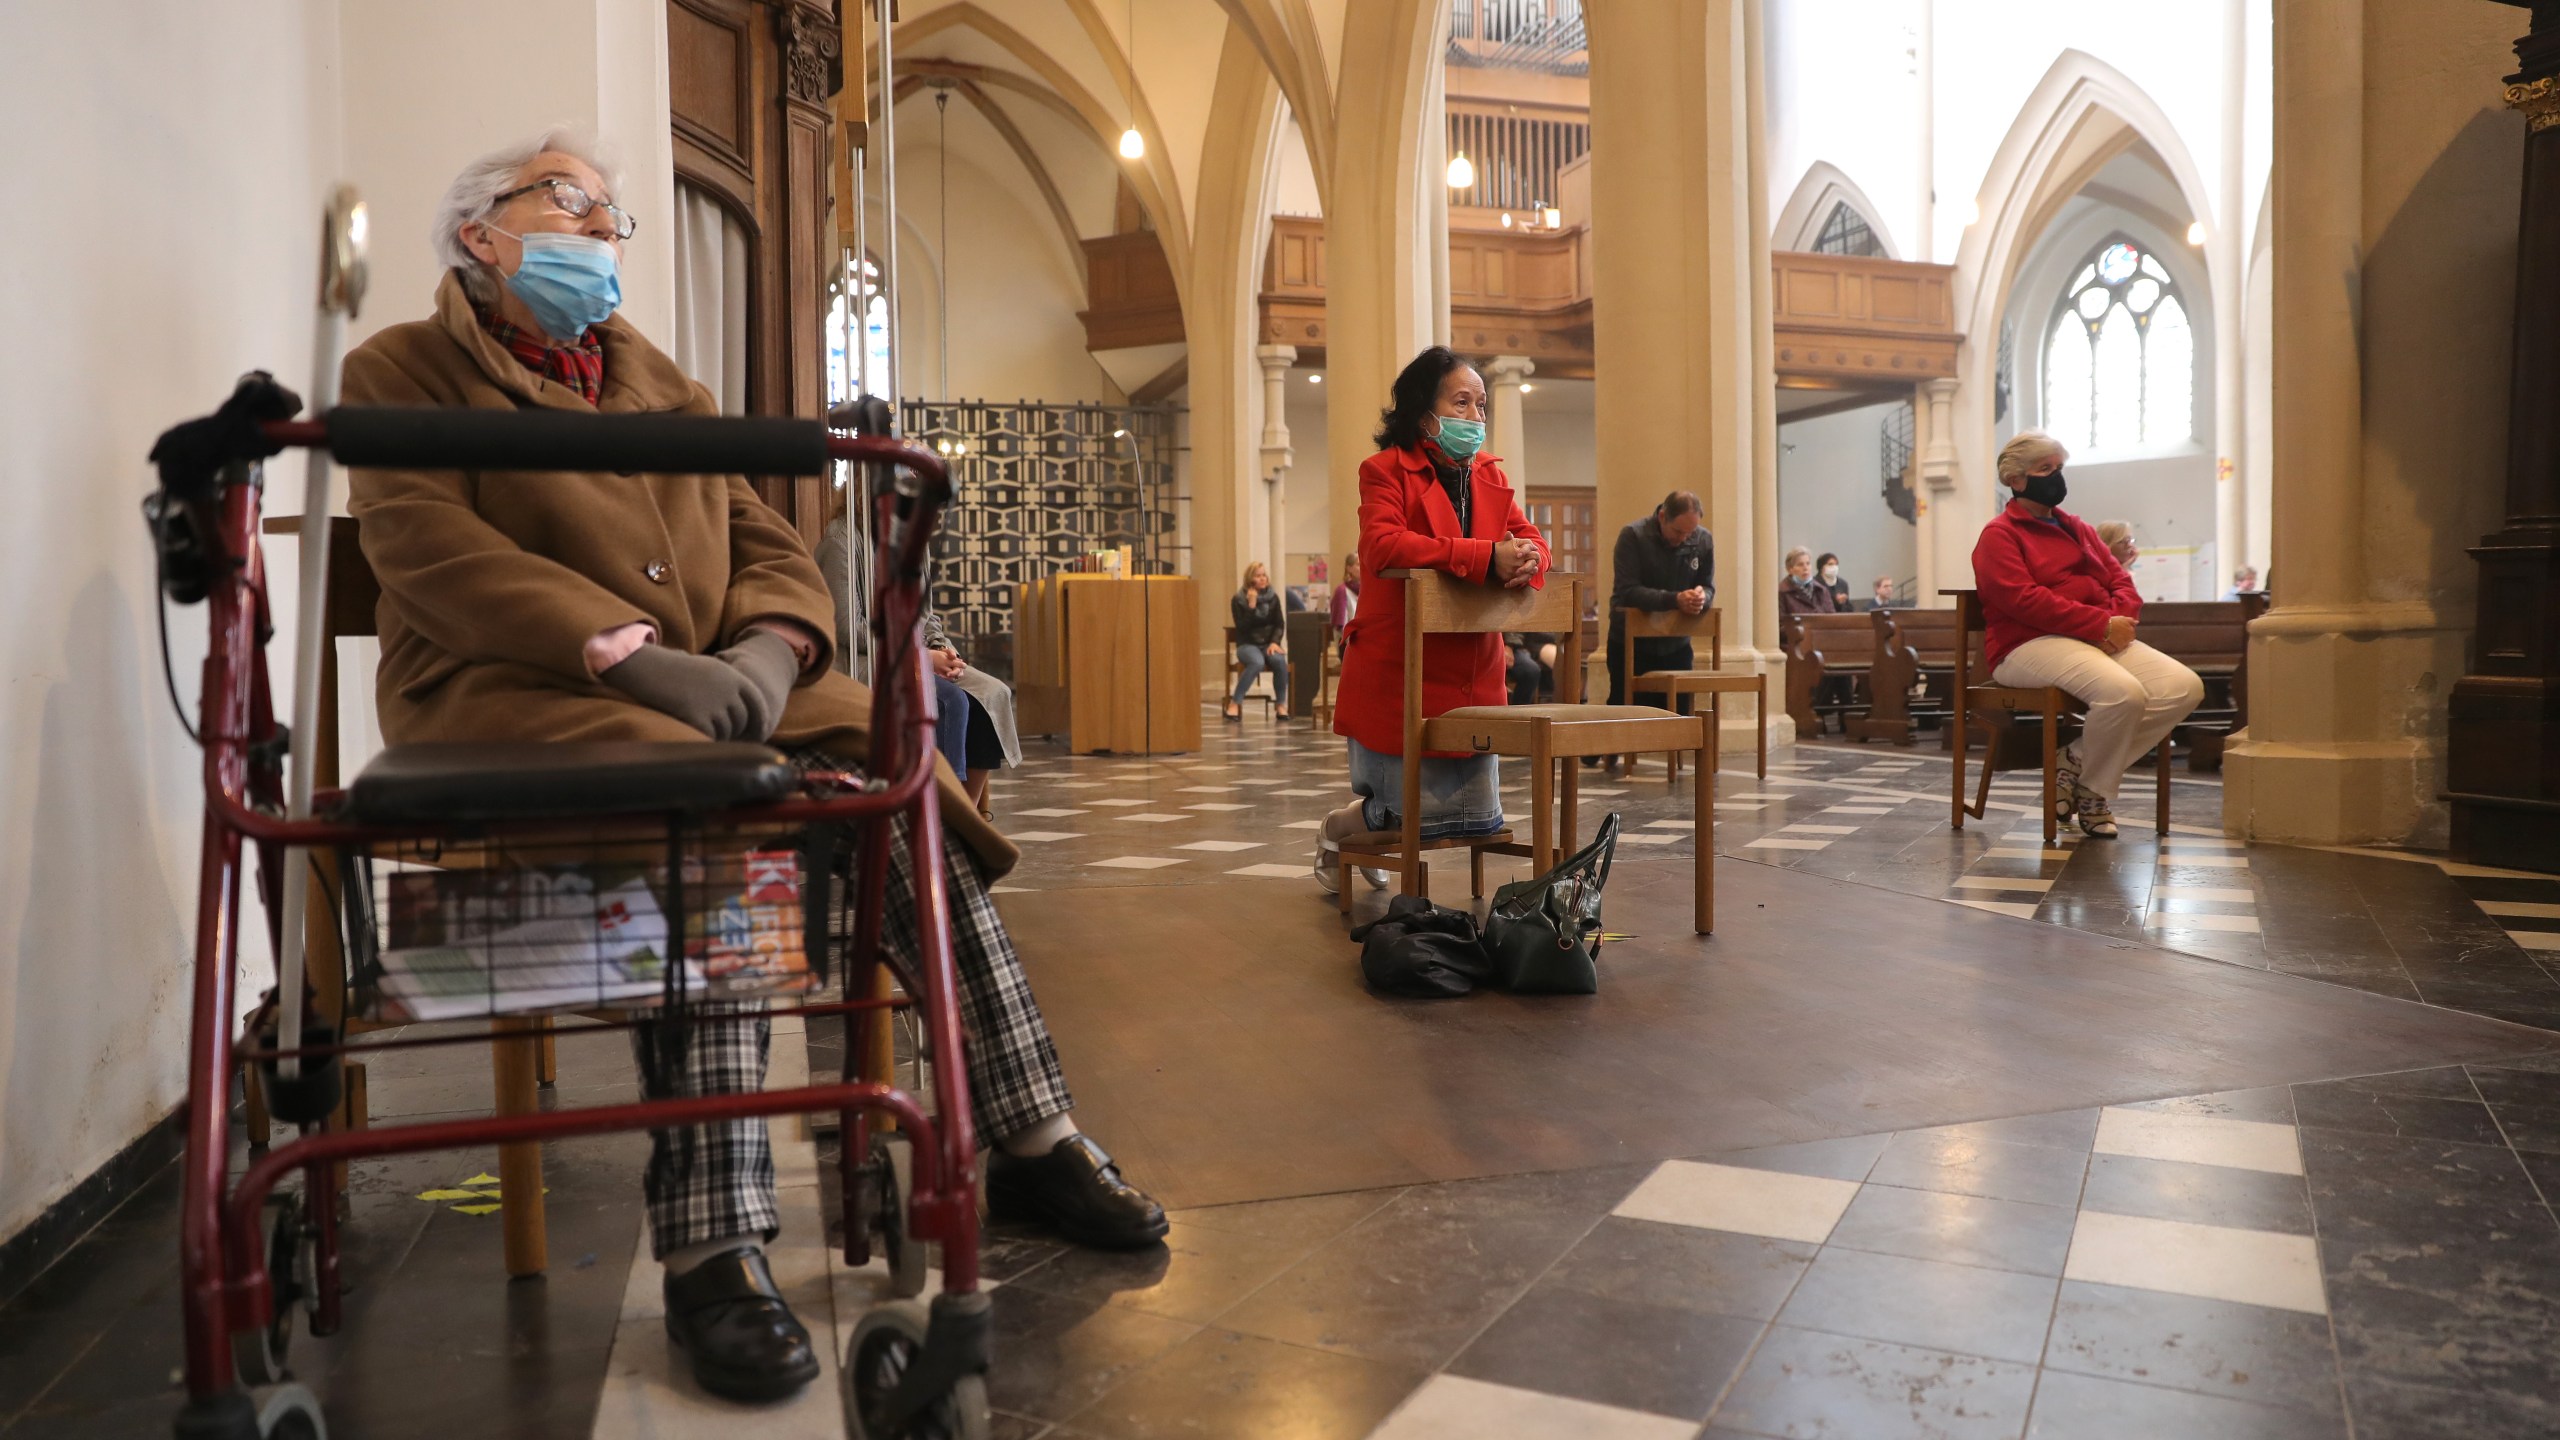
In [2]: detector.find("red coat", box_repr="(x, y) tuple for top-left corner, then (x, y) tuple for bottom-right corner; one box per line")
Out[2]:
(1971, 499), (2141, 673)
(1332, 446), (1549, 756)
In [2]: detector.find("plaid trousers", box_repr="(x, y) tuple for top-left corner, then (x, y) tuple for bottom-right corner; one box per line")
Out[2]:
(632, 804), (1073, 1257)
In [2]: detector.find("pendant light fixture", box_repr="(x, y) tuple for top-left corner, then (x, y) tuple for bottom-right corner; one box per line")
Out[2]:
(1118, 0), (1145, 160)
(1446, 151), (1475, 190)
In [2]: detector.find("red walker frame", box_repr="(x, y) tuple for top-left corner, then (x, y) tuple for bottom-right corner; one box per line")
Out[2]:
(168, 408), (986, 1436)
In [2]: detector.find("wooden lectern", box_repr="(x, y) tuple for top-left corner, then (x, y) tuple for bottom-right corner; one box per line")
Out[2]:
(1016, 575), (1202, 754)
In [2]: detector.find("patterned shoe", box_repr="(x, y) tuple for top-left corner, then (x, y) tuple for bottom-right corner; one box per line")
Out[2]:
(1313, 839), (1343, 894)
(2075, 790), (2118, 839)
(2053, 743), (2084, 822)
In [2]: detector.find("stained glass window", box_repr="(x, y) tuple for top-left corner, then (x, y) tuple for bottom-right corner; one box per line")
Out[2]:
(2042, 236), (2195, 452)
(825, 255), (894, 405)
(1812, 202), (1887, 258)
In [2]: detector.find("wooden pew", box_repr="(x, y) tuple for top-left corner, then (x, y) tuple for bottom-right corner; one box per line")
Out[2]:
(1860, 607), (1964, 745)
(2139, 594), (2268, 770)
(1782, 612), (1877, 738)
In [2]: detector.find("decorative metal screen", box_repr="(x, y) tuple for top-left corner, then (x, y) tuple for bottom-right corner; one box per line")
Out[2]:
(897, 400), (1185, 682)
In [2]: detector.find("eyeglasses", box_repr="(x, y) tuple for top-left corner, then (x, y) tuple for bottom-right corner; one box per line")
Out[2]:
(492, 178), (637, 240)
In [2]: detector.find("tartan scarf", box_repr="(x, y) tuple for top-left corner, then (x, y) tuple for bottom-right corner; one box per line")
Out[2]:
(475, 305), (604, 406)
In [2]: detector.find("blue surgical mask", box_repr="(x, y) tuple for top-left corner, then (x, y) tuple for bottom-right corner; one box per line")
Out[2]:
(492, 229), (622, 342)
(1433, 416), (1486, 462)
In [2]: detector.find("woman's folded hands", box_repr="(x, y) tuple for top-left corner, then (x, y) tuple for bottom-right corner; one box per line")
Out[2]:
(601, 629), (800, 741)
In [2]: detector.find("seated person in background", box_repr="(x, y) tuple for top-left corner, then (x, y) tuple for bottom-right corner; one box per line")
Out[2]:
(1227, 561), (1291, 720)
(1867, 575), (1898, 611)
(2094, 519), (2140, 570)
(1607, 491), (1712, 706)
(1331, 550), (1361, 632)
(1816, 552), (1851, 610)
(1321, 346), (1547, 893)
(1974, 430), (2204, 839)
(2224, 565), (2261, 600)
(1777, 546), (1838, 617)
(352, 130), (1166, 1405)
(815, 520), (1023, 818)
(1505, 632), (1559, 705)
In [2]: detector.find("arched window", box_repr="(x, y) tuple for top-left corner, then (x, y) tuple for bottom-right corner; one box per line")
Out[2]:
(1812, 202), (1886, 258)
(825, 255), (894, 405)
(2043, 238), (2194, 454)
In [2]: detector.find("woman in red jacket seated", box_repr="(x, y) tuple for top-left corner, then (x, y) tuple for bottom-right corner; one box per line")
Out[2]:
(1317, 347), (1550, 892)
(1974, 430), (2204, 838)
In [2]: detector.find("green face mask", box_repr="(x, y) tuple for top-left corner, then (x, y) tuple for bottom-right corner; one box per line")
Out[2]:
(1433, 416), (1486, 461)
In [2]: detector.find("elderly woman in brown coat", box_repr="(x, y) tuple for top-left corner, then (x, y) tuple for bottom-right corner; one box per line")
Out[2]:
(342, 129), (1162, 1403)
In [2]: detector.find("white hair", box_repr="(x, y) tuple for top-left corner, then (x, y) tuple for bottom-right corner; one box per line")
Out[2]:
(1784, 545), (1812, 567)
(1996, 429), (2068, 482)
(431, 126), (621, 306)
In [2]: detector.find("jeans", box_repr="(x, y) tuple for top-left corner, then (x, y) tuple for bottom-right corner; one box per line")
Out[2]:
(1991, 637), (2205, 801)
(932, 673), (974, 782)
(1233, 641), (1289, 707)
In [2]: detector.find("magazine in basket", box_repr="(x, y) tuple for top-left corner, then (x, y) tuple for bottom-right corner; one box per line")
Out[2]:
(367, 842), (813, 1021)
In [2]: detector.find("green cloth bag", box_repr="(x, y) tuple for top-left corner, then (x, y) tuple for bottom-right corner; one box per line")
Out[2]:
(1482, 813), (1621, 994)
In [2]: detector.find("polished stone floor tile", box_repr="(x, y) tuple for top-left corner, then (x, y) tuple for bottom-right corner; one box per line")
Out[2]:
(2062, 1211), (2325, 1314)
(2116, 1086), (2297, 1125)
(1712, 1326), (2039, 1440)
(2319, 1237), (2560, 1407)
(984, 1283), (1202, 1423)
(1775, 1245), (2061, 1363)
(1865, 1129), (2092, 1209)
(1004, 1218), (1317, 1326)
(2337, 1373), (2560, 1440)
(2041, 1281), (2343, 1415)
(1216, 1167), (1640, 1371)
(2023, 1370), (2346, 1440)
(1370, 1374), (1702, 1440)
(2291, 1080), (2506, 1147)
(1448, 1281), (1762, 1420)
(1063, 1326), (1421, 1440)
(2076, 1152), (2314, 1236)
(1612, 1160), (1860, 1244)
(1702, 1132), (1892, 1183)
(1825, 1183), (2077, 1277)
(1542, 1217), (1817, 1322)
(2091, 1107), (2302, 1176)
(2297, 1127), (2556, 1249)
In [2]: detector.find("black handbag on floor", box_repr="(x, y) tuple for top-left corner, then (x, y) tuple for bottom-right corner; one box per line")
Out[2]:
(1481, 813), (1621, 995)
(1350, 895), (1496, 997)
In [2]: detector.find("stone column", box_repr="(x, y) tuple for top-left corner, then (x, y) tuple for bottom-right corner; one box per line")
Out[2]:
(1485, 355), (1534, 484)
(1914, 378), (1960, 604)
(2449, 4), (2560, 868)
(2213, 0), (2250, 590)
(1744, 0), (1779, 665)
(2222, 0), (2501, 847)
(1257, 344), (1296, 577)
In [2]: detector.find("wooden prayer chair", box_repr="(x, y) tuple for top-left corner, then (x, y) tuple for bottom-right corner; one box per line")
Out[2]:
(1339, 573), (1716, 934)
(1312, 624), (1343, 728)
(1223, 625), (1279, 719)
(1946, 589), (2172, 846)
(1618, 606), (1768, 781)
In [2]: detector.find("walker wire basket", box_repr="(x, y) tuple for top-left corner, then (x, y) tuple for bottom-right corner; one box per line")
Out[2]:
(334, 818), (853, 1025)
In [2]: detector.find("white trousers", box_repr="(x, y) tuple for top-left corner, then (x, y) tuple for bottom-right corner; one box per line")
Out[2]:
(1990, 637), (2205, 802)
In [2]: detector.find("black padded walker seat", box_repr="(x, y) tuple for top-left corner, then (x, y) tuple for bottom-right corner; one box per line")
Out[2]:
(343, 741), (800, 824)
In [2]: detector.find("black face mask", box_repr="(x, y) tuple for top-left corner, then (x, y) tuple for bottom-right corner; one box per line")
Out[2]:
(2019, 468), (2068, 508)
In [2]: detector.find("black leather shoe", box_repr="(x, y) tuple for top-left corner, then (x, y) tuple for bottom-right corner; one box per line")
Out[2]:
(662, 1244), (820, 1401)
(987, 1135), (1169, 1249)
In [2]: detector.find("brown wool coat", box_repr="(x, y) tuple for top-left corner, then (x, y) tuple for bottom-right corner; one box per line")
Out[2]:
(340, 272), (1018, 877)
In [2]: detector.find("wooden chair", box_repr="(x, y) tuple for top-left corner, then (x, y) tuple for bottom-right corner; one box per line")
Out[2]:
(1339, 574), (1717, 934)
(1312, 624), (1343, 728)
(1780, 612), (1878, 738)
(1946, 589), (2172, 846)
(1223, 625), (1279, 719)
(1619, 607), (1767, 781)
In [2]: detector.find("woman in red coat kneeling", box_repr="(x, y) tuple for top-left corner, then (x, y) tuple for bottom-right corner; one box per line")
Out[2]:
(1317, 347), (1550, 893)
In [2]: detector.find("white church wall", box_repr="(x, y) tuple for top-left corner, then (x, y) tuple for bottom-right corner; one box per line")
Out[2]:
(875, 136), (1123, 406)
(1767, 0), (1927, 257)
(1778, 403), (1921, 599)
(0, 0), (340, 1247)
(1283, 375), (1333, 586)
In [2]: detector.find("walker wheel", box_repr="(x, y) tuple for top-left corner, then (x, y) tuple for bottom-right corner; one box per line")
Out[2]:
(843, 1301), (989, 1440)
(851, 1135), (928, 1299)
(231, 1194), (313, 1387)
(255, 1383), (326, 1439)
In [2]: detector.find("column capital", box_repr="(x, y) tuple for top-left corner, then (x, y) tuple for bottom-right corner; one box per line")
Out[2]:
(1484, 354), (1537, 385)
(1254, 344), (1299, 376)
(1921, 376), (1959, 401)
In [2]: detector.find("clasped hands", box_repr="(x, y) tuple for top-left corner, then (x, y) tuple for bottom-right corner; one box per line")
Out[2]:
(1676, 586), (1708, 616)
(1490, 537), (1544, 589)
(602, 629), (801, 742)
(2101, 615), (2137, 655)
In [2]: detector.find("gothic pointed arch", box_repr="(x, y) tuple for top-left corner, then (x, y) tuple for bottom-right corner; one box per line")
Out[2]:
(1773, 160), (1901, 258)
